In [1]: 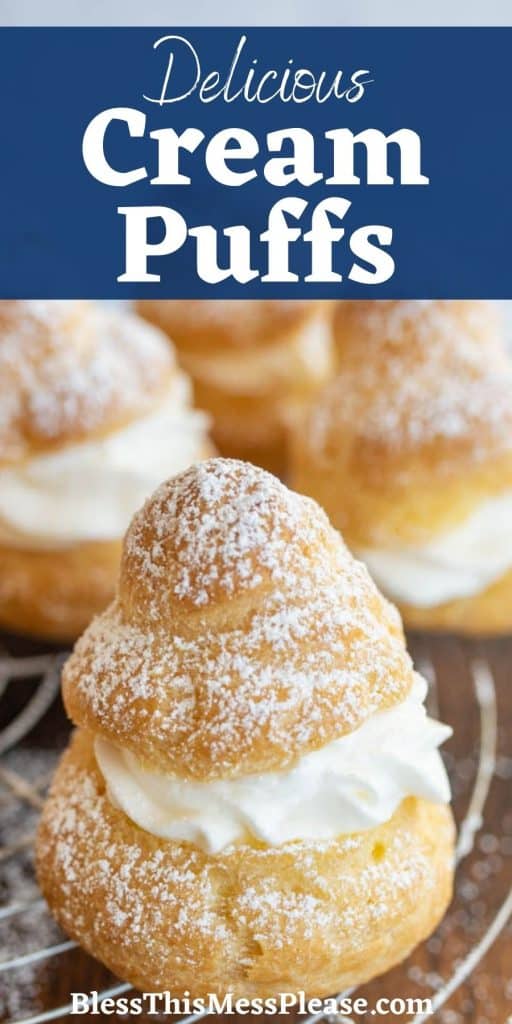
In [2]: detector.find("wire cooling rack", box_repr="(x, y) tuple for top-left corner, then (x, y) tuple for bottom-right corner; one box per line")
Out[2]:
(0, 635), (511, 1024)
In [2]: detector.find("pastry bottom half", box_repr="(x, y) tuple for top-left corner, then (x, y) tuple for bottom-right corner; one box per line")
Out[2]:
(397, 564), (512, 636)
(0, 540), (121, 643)
(37, 731), (455, 1000)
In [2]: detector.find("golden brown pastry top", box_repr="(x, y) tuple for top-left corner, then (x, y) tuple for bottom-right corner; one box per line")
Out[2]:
(335, 299), (504, 365)
(0, 300), (177, 464)
(304, 309), (512, 482)
(62, 458), (414, 781)
(290, 303), (512, 546)
(137, 299), (329, 354)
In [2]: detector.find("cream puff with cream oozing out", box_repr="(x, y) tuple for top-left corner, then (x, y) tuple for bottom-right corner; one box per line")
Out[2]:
(136, 299), (335, 474)
(290, 299), (512, 634)
(38, 459), (454, 999)
(0, 300), (212, 641)
(95, 673), (451, 854)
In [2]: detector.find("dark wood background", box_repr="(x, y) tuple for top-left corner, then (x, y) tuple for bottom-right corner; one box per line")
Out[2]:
(1, 631), (511, 1024)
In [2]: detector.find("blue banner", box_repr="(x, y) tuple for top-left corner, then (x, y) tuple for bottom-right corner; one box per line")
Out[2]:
(0, 27), (510, 297)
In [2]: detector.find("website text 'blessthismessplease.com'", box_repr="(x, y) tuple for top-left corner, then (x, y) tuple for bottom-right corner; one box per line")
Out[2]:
(70, 990), (433, 1017)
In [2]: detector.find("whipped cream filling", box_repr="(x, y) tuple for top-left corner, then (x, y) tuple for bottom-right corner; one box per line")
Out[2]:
(95, 676), (451, 855)
(183, 312), (333, 395)
(0, 375), (209, 549)
(357, 490), (512, 607)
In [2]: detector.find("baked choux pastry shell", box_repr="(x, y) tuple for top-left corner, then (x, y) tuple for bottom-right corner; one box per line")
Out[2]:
(62, 458), (415, 780)
(36, 729), (454, 1000)
(0, 301), (174, 462)
(186, 379), (318, 477)
(0, 540), (121, 643)
(290, 305), (512, 634)
(0, 300), (211, 641)
(137, 301), (335, 474)
(39, 460), (454, 995)
(334, 299), (504, 367)
(137, 299), (326, 354)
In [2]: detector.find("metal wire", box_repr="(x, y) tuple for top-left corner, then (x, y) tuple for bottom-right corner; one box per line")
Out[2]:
(0, 940), (78, 974)
(0, 900), (45, 923)
(0, 654), (65, 757)
(0, 645), (511, 1024)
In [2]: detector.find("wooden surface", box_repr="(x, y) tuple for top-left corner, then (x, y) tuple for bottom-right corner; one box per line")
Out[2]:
(1, 631), (511, 1024)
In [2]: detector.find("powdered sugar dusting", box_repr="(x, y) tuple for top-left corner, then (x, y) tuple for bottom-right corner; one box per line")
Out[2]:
(124, 458), (336, 610)
(64, 460), (413, 779)
(338, 300), (501, 353)
(0, 301), (175, 462)
(37, 734), (445, 993)
(313, 304), (512, 469)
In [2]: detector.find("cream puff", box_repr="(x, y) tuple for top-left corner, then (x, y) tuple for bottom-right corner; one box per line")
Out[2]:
(136, 300), (334, 474)
(37, 458), (454, 998)
(291, 300), (512, 634)
(0, 300), (212, 642)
